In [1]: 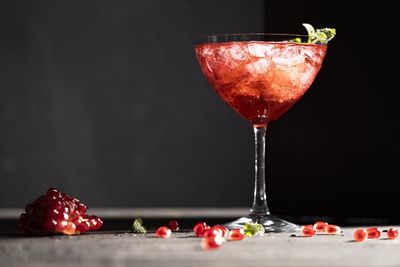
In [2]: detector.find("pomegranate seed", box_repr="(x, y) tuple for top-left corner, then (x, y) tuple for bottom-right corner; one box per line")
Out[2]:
(387, 228), (399, 240)
(366, 227), (381, 239)
(76, 203), (87, 215)
(168, 220), (179, 231)
(46, 188), (61, 199)
(314, 221), (328, 232)
(89, 215), (103, 231)
(73, 216), (91, 234)
(201, 235), (224, 250)
(228, 229), (245, 241)
(354, 229), (367, 242)
(325, 224), (341, 235)
(213, 225), (229, 237)
(25, 204), (34, 215)
(18, 188), (103, 235)
(155, 226), (171, 238)
(193, 222), (210, 237)
(203, 228), (223, 239)
(301, 225), (316, 237)
(43, 219), (57, 232)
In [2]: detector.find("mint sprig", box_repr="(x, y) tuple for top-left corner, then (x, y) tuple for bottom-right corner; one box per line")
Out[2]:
(243, 223), (265, 237)
(302, 23), (336, 44)
(131, 218), (147, 234)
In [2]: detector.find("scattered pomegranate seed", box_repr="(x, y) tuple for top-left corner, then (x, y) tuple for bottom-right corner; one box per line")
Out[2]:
(203, 227), (223, 239)
(301, 225), (316, 237)
(325, 224), (341, 235)
(193, 222), (210, 237)
(18, 188), (103, 235)
(201, 235), (224, 250)
(354, 229), (367, 242)
(228, 229), (245, 241)
(213, 225), (229, 237)
(155, 226), (171, 238)
(366, 227), (381, 239)
(168, 220), (179, 231)
(314, 221), (328, 232)
(387, 228), (399, 240)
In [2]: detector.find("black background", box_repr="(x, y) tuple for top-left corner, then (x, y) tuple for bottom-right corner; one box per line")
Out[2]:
(0, 1), (398, 218)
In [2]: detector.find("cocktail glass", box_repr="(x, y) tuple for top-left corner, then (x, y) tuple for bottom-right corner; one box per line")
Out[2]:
(195, 33), (327, 232)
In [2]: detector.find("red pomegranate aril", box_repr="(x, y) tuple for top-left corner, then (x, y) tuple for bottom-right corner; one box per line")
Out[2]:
(25, 204), (34, 215)
(43, 219), (57, 232)
(203, 228), (223, 239)
(314, 221), (328, 232)
(77, 203), (87, 215)
(213, 225), (229, 237)
(325, 224), (341, 235)
(46, 188), (61, 199)
(70, 210), (81, 220)
(228, 229), (245, 241)
(194, 222), (210, 237)
(201, 235), (224, 250)
(301, 225), (316, 237)
(168, 220), (179, 231)
(75, 220), (90, 233)
(89, 215), (103, 231)
(156, 226), (171, 238)
(387, 228), (399, 240)
(366, 227), (381, 239)
(354, 229), (367, 242)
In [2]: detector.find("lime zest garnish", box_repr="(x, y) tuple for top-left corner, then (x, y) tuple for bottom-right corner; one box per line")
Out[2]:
(131, 217), (147, 234)
(243, 223), (265, 237)
(302, 23), (336, 44)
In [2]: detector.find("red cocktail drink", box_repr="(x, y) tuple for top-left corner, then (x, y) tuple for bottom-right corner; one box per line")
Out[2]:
(196, 41), (326, 126)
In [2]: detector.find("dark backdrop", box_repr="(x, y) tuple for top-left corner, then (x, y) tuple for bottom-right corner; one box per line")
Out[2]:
(0, 1), (398, 218)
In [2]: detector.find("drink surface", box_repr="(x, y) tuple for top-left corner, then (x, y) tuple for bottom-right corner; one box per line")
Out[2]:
(195, 41), (327, 126)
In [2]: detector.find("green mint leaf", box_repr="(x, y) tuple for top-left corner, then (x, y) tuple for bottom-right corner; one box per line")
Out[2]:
(243, 223), (265, 237)
(302, 23), (336, 44)
(316, 28), (336, 43)
(131, 218), (147, 234)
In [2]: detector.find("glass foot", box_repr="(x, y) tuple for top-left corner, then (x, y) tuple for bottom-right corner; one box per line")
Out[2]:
(223, 213), (299, 233)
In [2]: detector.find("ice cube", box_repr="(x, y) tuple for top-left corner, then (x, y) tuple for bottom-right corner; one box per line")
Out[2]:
(246, 58), (270, 74)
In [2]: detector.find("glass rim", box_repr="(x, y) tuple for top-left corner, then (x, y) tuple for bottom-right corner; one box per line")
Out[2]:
(196, 33), (317, 45)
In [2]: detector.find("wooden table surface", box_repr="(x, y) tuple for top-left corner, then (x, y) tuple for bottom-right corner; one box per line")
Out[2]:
(1, 208), (399, 267)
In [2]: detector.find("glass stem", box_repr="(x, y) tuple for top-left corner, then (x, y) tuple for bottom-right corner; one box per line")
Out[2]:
(250, 125), (270, 215)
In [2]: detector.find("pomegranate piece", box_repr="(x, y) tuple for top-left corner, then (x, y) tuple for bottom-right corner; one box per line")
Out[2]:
(301, 225), (316, 237)
(366, 227), (381, 239)
(387, 228), (399, 240)
(18, 188), (103, 235)
(193, 222), (210, 237)
(314, 221), (328, 232)
(354, 229), (367, 242)
(325, 224), (341, 235)
(155, 226), (171, 238)
(168, 220), (179, 231)
(228, 229), (245, 241)
(201, 235), (224, 250)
